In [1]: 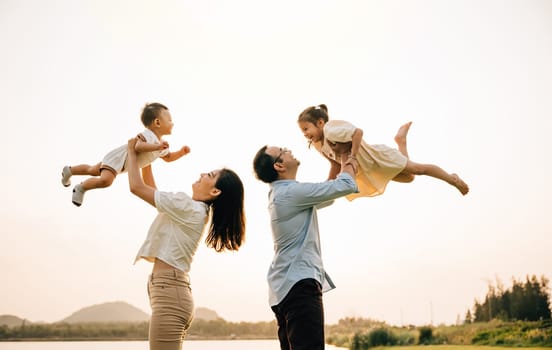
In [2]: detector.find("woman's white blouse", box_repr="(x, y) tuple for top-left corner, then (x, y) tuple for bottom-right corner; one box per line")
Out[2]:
(134, 190), (209, 273)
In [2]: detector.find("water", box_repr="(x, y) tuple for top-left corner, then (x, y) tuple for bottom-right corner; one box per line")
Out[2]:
(0, 340), (346, 349)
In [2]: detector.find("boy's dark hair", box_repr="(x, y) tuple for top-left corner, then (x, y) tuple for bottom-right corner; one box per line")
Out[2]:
(141, 102), (168, 127)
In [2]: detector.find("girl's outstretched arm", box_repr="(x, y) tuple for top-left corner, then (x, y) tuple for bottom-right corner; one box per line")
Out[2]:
(127, 137), (156, 207)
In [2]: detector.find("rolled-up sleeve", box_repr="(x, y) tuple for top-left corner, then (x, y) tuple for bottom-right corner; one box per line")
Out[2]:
(291, 172), (358, 208)
(324, 120), (356, 143)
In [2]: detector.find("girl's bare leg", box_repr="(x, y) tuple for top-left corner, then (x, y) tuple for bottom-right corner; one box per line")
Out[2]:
(392, 171), (415, 183)
(450, 173), (469, 195)
(394, 121), (412, 158)
(401, 160), (469, 195)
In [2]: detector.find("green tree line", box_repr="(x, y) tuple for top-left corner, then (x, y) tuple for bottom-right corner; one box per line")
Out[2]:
(0, 319), (277, 341)
(0, 321), (149, 340)
(465, 274), (551, 323)
(326, 275), (552, 349)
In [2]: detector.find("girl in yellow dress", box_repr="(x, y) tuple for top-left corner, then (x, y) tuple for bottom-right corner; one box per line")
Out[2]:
(297, 104), (469, 200)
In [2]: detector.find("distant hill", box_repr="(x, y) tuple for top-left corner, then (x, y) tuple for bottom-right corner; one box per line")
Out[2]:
(2, 302), (221, 325)
(194, 307), (220, 321)
(60, 301), (149, 323)
(0, 315), (31, 328)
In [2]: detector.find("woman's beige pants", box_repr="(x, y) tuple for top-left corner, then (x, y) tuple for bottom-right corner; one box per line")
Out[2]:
(148, 269), (194, 350)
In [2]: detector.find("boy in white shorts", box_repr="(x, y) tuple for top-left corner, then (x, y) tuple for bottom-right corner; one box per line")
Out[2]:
(61, 102), (190, 206)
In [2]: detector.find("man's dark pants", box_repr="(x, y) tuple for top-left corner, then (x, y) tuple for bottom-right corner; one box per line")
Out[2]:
(271, 278), (325, 350)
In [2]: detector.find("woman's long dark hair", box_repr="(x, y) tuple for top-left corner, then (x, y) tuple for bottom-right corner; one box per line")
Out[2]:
(205, 168), (246, 252)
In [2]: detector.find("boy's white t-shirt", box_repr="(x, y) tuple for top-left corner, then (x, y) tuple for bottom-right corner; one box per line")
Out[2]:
(134, 190), (209, 273)
(101, 129), (170, 174)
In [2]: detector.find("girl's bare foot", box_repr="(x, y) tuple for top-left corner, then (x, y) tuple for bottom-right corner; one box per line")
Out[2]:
(395, 121), (412, 158)
(451, 173), (469, 195)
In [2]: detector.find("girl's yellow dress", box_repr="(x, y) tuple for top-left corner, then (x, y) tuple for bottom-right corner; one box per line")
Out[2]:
(313, 119), (407, 200)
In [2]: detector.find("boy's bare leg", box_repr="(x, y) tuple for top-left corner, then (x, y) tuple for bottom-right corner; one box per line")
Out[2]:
(70, 163), (102, 176)
(81, 169), (116, 191)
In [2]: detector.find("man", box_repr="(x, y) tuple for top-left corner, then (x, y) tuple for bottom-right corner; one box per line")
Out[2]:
(253, 145), (358, 350)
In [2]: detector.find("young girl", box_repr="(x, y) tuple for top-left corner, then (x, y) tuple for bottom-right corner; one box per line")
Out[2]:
(61, 102), (190, 207)
(297, 104), (469, 200)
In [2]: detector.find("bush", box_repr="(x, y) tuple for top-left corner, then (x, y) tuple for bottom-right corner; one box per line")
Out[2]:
(351, 332), (370, 350)
(418, 326), (433, 344)
(369, 327), (397, 346)
(395, 331), (416, 345)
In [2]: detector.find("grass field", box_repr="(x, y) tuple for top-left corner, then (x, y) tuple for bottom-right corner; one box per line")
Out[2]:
(326, 319), (552, 349)
(371, 346), (551, 350)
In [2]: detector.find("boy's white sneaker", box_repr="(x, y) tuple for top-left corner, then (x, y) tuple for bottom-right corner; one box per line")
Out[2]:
(72, 184), (85, 207)
(61, 166), (72, 187)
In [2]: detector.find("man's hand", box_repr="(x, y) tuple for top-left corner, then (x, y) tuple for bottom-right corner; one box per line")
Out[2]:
(328, 141), (352, 155)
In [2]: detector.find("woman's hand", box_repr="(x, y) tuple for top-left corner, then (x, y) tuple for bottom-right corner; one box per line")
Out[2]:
(159, 140), (169, 150)
(128, 136), (157, 207)
(128, 137), (139, 153)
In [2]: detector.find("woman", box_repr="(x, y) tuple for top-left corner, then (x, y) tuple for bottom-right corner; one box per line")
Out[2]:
(126, 137), (246, 350)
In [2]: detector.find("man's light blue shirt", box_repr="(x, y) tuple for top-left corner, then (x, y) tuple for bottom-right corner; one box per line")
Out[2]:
(266, 172), (358, 306)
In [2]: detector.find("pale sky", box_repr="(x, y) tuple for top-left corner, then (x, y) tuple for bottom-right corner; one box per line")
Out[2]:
(1, 0), (551, 326)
